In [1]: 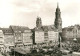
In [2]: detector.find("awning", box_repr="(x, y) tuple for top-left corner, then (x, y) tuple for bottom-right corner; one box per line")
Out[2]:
(16, 44), (23, 46)
(12, 47), (30, 54)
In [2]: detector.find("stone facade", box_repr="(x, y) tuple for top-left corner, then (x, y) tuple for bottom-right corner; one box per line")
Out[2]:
(48, 31), (59, 42)
(23, 30), (32, 48)
(0, 26), (33, 52)
(9, 26), (24, 47)
(2, 28), (14, 52)
(62, 25), (80, 42)
(0, 29), (4, 53)
(9, 25), (33, 48)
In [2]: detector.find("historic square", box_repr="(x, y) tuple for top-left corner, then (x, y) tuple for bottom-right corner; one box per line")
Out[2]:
(0, 0), (80, 56)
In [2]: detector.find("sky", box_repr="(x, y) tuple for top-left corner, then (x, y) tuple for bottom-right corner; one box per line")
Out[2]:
(0, 0), (80, 28)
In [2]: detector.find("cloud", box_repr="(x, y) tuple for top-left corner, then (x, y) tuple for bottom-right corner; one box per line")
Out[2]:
(0, 0), (80, 28)
(11, 0), (80, 28)
(13, 0), (46, 12)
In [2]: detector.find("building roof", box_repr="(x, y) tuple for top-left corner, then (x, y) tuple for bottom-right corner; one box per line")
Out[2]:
(62, 28), (68, 30)
(34, 25), (57, 32)
(43, 25), (56, 31)
(67, 28), (73, 31)
(2, 28), (13, 35)
(42, 26), (48, 31)
(63, 24), (80, 31)
(13, 47), (30, 54)
(9, 25), (30, 33)
(34, 27), (44, 31)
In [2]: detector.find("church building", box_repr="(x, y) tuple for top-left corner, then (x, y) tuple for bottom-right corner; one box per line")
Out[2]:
(33, 3), (62, 45)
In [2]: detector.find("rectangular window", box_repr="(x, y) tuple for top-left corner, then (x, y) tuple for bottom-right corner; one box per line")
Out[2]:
(0, 37), (3, 38)
(44, 32), (48, 36)
(44, 36), (48, 38)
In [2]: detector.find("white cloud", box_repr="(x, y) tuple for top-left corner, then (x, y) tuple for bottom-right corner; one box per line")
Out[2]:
(0, 0), (80, 28)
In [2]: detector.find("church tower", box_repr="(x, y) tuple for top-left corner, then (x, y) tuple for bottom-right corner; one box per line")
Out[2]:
(54, 3), (62, 33)
(36, 16), (42, 28)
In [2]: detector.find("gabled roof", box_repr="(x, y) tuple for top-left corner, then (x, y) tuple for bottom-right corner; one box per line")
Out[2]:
(67, 28), (73, 31)
(34, 27), (44, 31)
(42, 25), (57, 31)
(9, 25), (30, 32)
(62, 28), (68, 30)
(63, 24), (80, 31)
(34, 25), (57, 32)
(42, 26), (48, 31)
(2, 28), (13, 35)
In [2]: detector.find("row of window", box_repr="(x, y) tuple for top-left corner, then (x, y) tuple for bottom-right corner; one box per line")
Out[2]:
(24, 44), (32, 46)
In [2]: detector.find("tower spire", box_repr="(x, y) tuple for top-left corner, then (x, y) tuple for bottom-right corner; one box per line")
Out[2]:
(54, 2), (62, 33)
(57, 2), (59, 8)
